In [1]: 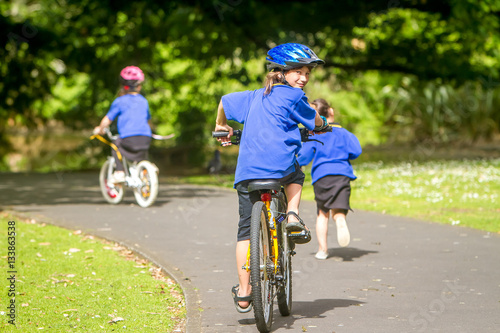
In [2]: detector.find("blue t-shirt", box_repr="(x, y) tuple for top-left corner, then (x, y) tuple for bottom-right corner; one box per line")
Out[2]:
(106, 94), (152, 138)
(222, 84), (317, 185)
(297, 124), (362, 183)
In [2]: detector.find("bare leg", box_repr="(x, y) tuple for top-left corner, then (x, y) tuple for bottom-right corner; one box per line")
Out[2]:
(235, 240), (251, 307)
(316, 209), (329, 253)
(284, 183), (302, 221)
(333, 209), (350, 247)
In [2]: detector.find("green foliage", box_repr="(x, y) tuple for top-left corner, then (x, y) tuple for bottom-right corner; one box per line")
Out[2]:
(2, 0), (500, 170)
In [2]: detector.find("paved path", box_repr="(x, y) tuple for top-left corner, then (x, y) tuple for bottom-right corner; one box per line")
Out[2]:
(1, 172), (499, 332)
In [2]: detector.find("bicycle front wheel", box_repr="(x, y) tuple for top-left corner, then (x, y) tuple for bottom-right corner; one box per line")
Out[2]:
(99, 158), (124, 204)
(275, 192), (292, 316)
(133, 161), (159, 208)
(277, 225), (292, 315)
(250, 201), (274, 333)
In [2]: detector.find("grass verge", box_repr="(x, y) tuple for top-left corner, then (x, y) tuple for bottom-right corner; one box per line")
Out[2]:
(179, 158), (500, 233)
(0, 213), (185, 332)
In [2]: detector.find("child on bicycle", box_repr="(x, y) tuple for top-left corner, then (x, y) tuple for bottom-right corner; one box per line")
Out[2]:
(297, 98), (362, 260)
(93, 66), (152, 183)
(214, 43), (329, 312)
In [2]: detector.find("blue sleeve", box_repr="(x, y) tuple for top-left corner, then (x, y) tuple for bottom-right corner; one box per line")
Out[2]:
(290, 95), (316, 130)
(346, 131), (362, 160)
(221, 90), (257, 124)
(106, 98), (121, 121)
(297, 141), (316, 166)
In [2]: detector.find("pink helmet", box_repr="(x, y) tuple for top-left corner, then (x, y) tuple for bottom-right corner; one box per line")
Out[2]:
(120, 66), (144, 84)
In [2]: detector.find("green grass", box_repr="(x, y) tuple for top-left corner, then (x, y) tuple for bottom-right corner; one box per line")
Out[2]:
(349, 159), (500, 233)
(0, 214), (185, 332)
(180, 158), (500, 233)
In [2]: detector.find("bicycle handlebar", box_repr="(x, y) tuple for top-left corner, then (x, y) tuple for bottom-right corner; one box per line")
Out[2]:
(100, 128), (174, 141)
(300, 126), (332, 145)
(212, 126), (332, 146)
(212, 129), (242, 145)
(104, 127), (119, 141)
(212, 131), (233, 138)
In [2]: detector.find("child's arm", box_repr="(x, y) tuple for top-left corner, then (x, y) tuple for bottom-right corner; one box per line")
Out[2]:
(347, 132), (362, 160)
(93, 116), (112, 135)
(314, 112), (325, 128)
(215, 100), (233, 143)
(297, 142), (316, 167)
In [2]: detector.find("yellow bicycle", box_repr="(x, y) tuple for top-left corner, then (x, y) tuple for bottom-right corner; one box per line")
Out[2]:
(213, 129), (320, 332)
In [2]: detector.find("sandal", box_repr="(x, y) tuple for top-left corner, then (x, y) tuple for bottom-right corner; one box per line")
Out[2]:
(285, 211), (308, 232)
(231, 285), (252, 313)
(286, 212), (311, 244)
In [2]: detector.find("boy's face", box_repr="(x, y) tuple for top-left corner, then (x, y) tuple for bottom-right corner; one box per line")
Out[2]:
(284, 66), (311, 89)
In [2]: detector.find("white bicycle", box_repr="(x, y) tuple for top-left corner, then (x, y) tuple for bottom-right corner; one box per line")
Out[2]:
(91, 128), (173, 208)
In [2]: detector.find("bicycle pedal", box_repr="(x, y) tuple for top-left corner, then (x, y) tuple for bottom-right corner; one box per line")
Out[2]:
(288, 231), (311, 244)
(288, 230), (307, 237)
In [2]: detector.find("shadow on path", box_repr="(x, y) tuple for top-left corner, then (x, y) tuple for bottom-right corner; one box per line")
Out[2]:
(327, 247), (379, 262)
(0, 172), (218, 207)
(238, 298), (365, 329)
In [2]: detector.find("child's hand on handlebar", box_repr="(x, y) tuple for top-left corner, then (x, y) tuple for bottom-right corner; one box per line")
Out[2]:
(214, 124), (233, 146)
(93, 126), (104, 135)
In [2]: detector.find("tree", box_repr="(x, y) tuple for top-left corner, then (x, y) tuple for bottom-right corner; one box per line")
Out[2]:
(2, 0), (500, 169)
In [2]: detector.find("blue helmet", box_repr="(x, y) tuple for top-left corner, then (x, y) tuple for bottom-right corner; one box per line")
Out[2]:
(266, 43), (324, 71)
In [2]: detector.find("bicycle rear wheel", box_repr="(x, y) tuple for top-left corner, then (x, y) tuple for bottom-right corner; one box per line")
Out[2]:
(250, 201), (274, 333)
(99, 158), (124, 204)
(133, 161), (159, 208)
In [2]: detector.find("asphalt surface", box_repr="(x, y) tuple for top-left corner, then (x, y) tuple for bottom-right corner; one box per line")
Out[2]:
(1, 172), (499, 333)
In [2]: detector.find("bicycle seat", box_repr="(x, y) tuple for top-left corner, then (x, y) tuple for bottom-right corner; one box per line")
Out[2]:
(247, 180), (281, 192)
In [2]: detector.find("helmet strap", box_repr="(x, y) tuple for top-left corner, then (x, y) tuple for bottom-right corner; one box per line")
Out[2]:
(280, 69), (292, 87)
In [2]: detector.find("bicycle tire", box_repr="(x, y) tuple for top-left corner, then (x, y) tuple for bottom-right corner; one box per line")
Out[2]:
(250, 201), (274, 333)
(133, 161), (159, 208)
(275, 192), (292, 316)
(99, 158), (124, 204)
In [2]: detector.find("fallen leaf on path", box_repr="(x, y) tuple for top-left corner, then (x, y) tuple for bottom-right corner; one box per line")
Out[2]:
(108, 317), (124, 324)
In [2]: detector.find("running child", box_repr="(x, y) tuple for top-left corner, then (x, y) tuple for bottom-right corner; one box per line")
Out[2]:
(297, 98), (362, 260)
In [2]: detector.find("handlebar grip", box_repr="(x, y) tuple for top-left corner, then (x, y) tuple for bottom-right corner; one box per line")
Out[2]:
(212, 131), (231, 138)
(321, 125), (333, 132)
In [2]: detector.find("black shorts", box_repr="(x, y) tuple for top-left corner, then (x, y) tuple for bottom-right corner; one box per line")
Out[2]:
(235, 163), (305, 241)
(112, 136), (151, 170)
(313, 175), (352, 214)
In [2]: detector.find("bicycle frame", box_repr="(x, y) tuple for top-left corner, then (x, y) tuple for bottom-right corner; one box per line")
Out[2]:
(91, 134), (133, 177)
(91, 131), (161, 207)
(243, 191), (282, 275)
